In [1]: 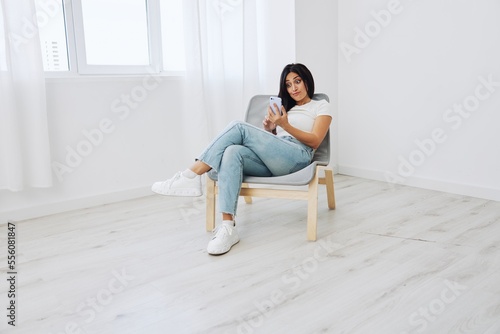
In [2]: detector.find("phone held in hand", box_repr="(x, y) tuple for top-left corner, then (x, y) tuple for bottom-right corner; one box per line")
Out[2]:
(269, 96), (282, 115)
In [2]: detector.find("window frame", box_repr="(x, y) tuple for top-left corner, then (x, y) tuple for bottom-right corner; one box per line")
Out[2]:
(43, 0), (178, 78)
(70, 0), (162, 75)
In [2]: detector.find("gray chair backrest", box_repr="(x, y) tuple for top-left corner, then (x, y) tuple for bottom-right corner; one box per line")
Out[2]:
(244, 93), (331, 165)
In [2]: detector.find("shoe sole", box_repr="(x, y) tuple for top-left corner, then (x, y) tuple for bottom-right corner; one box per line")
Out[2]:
(152, 188), (202, 197)
(207, 239), (240, 256)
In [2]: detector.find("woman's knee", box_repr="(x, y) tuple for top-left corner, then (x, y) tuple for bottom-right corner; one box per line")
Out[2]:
(227, 120), (245, 128)
(223, 145), (245, 159)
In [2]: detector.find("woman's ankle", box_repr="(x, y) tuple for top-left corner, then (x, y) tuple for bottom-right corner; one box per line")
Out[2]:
(222, 213), (234, 223)
(190, 160), (211, 175)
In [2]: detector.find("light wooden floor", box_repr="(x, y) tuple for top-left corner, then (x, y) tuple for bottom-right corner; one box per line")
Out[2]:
(1, 175), (500, 334)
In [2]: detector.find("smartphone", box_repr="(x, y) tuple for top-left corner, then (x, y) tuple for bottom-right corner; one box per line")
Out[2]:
(269, 96), (282, 115)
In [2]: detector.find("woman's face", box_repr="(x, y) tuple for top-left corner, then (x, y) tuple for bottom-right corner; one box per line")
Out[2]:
(285, 72), (310, 105)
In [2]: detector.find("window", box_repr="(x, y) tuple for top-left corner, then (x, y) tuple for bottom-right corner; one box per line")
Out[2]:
(72, 0), (159, 74)
(160, 0), (185, 72)
(79, 0), (149, 66)
(35, 0), (69, 71)
(34, 0), (186, 75)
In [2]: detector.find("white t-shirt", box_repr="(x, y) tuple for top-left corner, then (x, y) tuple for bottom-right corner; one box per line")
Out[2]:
(276, 99), (332, 138)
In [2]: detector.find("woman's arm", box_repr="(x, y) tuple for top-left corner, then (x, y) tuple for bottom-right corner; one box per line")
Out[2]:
(267, 106), (332, 149)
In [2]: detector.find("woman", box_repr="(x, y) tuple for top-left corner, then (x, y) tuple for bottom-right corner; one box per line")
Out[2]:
(152, 63), (332, 255)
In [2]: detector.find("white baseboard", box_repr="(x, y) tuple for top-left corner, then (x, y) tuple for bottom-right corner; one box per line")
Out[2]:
(338, 165), (500, 202)
(1, 186), (153, 222)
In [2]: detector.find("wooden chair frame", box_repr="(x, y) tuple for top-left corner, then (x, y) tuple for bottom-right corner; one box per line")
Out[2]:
(206, 166), (335, 241)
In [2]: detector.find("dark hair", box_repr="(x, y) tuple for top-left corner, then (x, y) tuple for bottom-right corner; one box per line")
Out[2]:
(278, 63), (315, 112)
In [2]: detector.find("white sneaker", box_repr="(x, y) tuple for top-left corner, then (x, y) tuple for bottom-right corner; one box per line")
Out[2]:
(207, 222), (240, 255)
(151, 171), (202, 197)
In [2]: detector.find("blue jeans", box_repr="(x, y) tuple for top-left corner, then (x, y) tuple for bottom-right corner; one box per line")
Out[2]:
(197, 121), (314, 215)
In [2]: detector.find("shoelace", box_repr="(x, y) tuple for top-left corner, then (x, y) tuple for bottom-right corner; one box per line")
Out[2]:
(165, 171), (181, 187)
(211, 224), (233, 240)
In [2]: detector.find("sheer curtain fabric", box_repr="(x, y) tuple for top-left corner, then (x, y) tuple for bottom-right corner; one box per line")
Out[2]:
(0, 0), (52, 191)
(180, 0), (295, 155)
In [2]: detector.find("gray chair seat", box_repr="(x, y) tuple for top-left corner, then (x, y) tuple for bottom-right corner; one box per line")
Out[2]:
(208, 161), (321, 186)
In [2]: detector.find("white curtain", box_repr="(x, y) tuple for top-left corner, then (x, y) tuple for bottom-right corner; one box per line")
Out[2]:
(0, 0), (52, 191)
(180, 0), (295, 155)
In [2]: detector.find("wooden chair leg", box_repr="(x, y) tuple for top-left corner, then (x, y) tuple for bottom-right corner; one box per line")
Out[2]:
(206, 178), (216, 231)
(307, 167), (320, 241)
(324, 168), (336, 210)
(242, 183), (253, 204)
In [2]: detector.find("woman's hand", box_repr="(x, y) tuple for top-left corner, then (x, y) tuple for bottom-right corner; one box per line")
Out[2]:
(263, 106), (278, 133)
(267, 105), (289, 129)
(262, 116), (276, 133)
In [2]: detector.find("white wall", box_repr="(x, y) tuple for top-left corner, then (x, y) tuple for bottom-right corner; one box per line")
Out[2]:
(338, 0), (500, 201)
(0, 77), (191, 220)
(295, 0), (339, 171)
